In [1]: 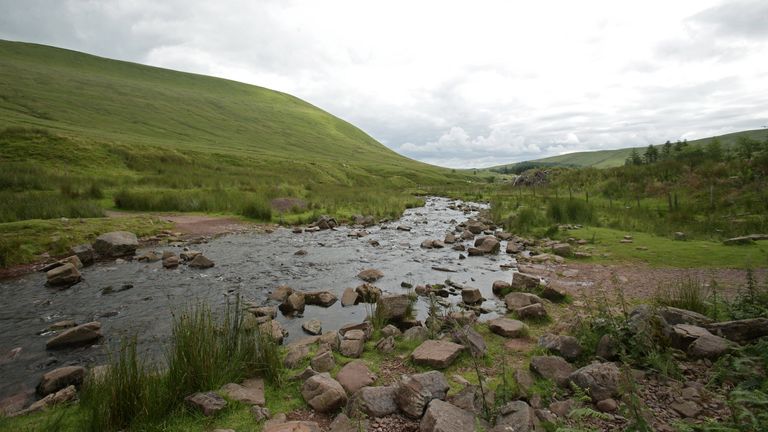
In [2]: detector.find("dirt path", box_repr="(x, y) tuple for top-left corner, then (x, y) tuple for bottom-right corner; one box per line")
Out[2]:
(105, 211), (264, 238)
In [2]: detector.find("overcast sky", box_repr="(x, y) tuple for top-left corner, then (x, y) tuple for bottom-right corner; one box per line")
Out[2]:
(1, 0), (767, 168)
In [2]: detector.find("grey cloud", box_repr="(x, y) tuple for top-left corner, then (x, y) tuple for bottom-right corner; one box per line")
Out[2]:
(690, 0), (768, 39)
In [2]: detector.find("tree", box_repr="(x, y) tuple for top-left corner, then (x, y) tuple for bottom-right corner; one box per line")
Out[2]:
(644, 144), (659, 164)
(737, 136), (760, 159)
(705, 138), (724, 160)
(662, 140), (672, 158)
(626, 148), (643, 166)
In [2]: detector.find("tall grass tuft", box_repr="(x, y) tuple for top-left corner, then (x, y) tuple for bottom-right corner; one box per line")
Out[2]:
(653, 276), (709, 316)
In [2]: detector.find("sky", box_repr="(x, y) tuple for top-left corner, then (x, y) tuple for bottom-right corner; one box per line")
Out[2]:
(1, 0), (767, 168)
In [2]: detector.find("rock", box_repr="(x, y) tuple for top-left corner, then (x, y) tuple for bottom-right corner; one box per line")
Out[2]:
(180, 250), (202, 261)
(340, 339), (364, 358)
(328, 413), (366, 432)
(355, 283), (382, 303)
(316, 215), (338, 230)
(270, 285), (294, 302)
(340, 322), (373, 340)
(412, 340), (464, 368)
(403, 326), (428, 343)
(454, 325), (487, 357)
(514, 369), (535, 397)
(504, 292), (543, 310)
(449, 384), (492, 415)
(540, 284), (567, 302)
(264, 421), (322, 432)
(660, 307), (713, 327)
(530, 356), (574, 387)
(460, 230), (474, 240)
(674, 232), (687, 241)
(492, 280), (511, 296)
(259, 320), (287, 344)
(136, 251), (161, 262)
(538, 334), (582, 361)
(476, 236), (500, 254)
(336, 360), (376, 394)
(302, 320), (322, 336)
(46, 321), (102, 349)
(549, 399), (574, 418)
(511, 272), (541, 291)
(596, 398), (618, 413)
(467, 247), (484, 256)
(466, 220), (487, 235)
(23, 385), (77, 414)
(294, 249), (308, 256)
(284, 344), (310, 368)
(628, 304), (669, 335)
(347, 385), (398, 418)
(46, 263), (81, 287)
(397, 225), (412, 232)
(705, 318), (768, 343)
(48, 320), (76, 331)
(377, 295), (411, 321)
(687, 333), (732, 359)
(489, 318), (528, 338)
(301, 373), (347, 413)
(189, 254), (215, 269)
(493, 400), (536, 432)
(249, 306), (277, 318)
(341, 288), (358, 306)
(444, 233), (456, 244)
(723, 236), (755, 245)
(596, 334), (618, 360)
(310, 351), (335, 373)
(357, 268), (384, 282)
(461, 288), (483, 305)
(251, 405), (270, 422)
(70, 243), (95, 265)
(506, 242), (521, 254)
(162, 255), (180, 268)
(59, 255), (83, 269)
(381, 324), (402, 338)
(516, 303), (548, 320)
(552, 243), (572, 257)
(668, 324), (713, 350)
(343, 329), (366, 341)
(671, 400), (701, 418)
(396, 372), (449, 419)
(448, 310), (477, 325)
(185, 391), (227, 416)
(93, 231), (138, 258)
(569, 362), (621, 401)
(279, 292), (306, 315)
(220, 379), (265, 405)
(320, 331), (341, 350)
(304, 291), (338, 307)
(376, 336), (396, 353)
(37, 366), (85, 395)
(420, 399), (476, 432)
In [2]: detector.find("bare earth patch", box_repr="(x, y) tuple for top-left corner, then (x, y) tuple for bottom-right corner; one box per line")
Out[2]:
(106, 211), (270, 238)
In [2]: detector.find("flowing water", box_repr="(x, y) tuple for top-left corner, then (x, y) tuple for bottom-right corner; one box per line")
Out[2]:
(0, 197), (520, 401)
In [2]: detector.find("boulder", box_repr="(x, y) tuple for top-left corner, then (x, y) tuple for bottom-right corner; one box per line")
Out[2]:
(46, 263), (81, 287)
(304, 291), (338, 307)
(328, 413), (366, 432)
(460, 230), (474, 240)
(270, 285), (294, 302)
(660, 307), (713, 327)
(569, 362), (621, 401)
(381, 324), (402, 338)
(59, 255), (83, 269)
(220, 379), (265, 405)
(302, 320), (323, 336)
(284, 344), (310, 369)
(410, 371), (449, 400)
(70, 243), (95, 265)
(377, 295), (411, 321)
(93, 231), (138, 258)
(466, 221), (487, 235)
(668, 324), (712, 350)
(493, 400), (536, 432)
(315, 215), (338, 230)
(492, 280), (511, 296)
(301, 373), (347, 413)
(347, 386), (398, 418)
(37, 366), (85, 396)
(538, 334), (583, 361)
(596, 398), (618, 413)
(279, 292), (306, 315)
(444, 233), (456, 244)
(162, 255), (180, 268)
(467, 247), (485, 256)
(489, 318), (528, 338)
(461, 288), (483, 305)
(340, 322), (373, 340)
(136, 251), (161, 262)
(336, 360), (376, 394)
(259, 320), (287, 344)
(396, 375), (434, 418)
(540, 284), (567, 302)
(310, 351), (335, 373)
(355, 283), (382, 303)
(449, 384), (491, 415)
(687, 333), (732, 359)
(552, 243), (572, 257)
(340, 288), (358, 306)
(511, 272), (541, 291)
(46, 321), (102, 349)
(376, 336), (396, 353)
(185, 391), (227, 416)
(454, 325), (487, 357)
(249, 306), (277, 318)
(22, 385), (77, 414)
(530, 356), (574, 387)
(420, 399), (476, 432)
(504, 292), (543, 310)
(705, 318), (768, 343)
(189, 254), (215, 269)
(596, 335), (618, 361)
(475, 236), (501, 254)
(357, 268), (384, 282)
(403, 326), (429, 343)
(411, 340), (464, 368)
(180, 250), (201, 261)
(516, 303), (548, 320)
(339, 339), (364, 358)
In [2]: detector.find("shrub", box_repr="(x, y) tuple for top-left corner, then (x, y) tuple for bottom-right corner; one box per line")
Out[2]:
(240, 200), (273, 221)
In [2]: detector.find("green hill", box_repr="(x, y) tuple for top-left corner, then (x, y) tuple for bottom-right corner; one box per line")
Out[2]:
(493, 129), (766, 170)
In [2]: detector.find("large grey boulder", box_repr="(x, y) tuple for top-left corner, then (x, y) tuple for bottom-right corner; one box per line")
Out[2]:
(569, 362), (621, 401)
(93, 231), (138, 258)
(279, 292), (306, 315)
(301, 373), (347, 413)
(420, 399), (476, 432)
(46, 321), (102, 349)
(687, 333), (732, 359)
(396, 375), (434, 418)
(346, 386), (398, 418)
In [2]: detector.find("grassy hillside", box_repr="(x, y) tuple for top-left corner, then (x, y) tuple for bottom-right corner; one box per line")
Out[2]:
(0, 40), (471, 266)
(493, 129), (766, 170)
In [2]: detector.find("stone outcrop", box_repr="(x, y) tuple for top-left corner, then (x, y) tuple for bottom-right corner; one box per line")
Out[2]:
(93, 231), (138, 258)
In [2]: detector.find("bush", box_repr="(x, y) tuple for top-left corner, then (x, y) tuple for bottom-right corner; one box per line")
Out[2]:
(240, 200), (273, 221)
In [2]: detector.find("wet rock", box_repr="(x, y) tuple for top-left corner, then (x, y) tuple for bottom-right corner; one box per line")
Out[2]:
(453, 244), (466, 252)
(444, 233), (456, 244)
(489, 318), (528, 338)
(492, 280), (511, 296)
(185, 391), (227, 416)
(461, 288), (483, 305)
(506, 242), (521, 254)
(538, 334), (582, 361)
(340, 288), (358, 306)
(493, 400), (536, 432)
(357, 268), (384, 282)
(70, 243), (95, 265)
(136, 251), (161, 262)
(264, 421), (322, 432)
(376, 336), (396, 353)
(46, 263), (81, 287)
(180, 250), (202, 261)
(310, 351), (335, 373)
(302, 319), (322, 336)
(93, 231), (138, 258)
(347, 385), (398, 418)
(530, 356), (574, 387)
(705, 318), (768, 343)
(473, 236), (500, 254)
(316, 215), (338, 230)
(377, 295), (411, 321)
(162, 255), (180, 268)
(220, 379), (265, 405)
(337, 360), (376, 394)
(516, 303), (548, 320)
(504, 292), (543, 310)
(569, 362), (621, 401)
(301, 373), (347, 413)
(467, 247), (484, 256)
(189, 254), (215, 269)
(403, 326), (428, 343)
(412, 340), (464, 368)
(460, 230), (474, 240)
(466, 220), (487, 235)
(270, 285), (294, 302)
(37, 366), (85, 396)
(355, 283), (382, 303)
(46, 321), (102, 349)
(687, 333), (732, 359)
(304, 291), (338, 307)
(511, 272), (541, 291)
(420, 399), (476, 432)
(294, 249), (308, 256)
(340, 339), (364, 358)
(59, 255), (83, 269)
(279, 292), (306, 315)
(48, 321), (76, 331)
(397, 225), (412, 232)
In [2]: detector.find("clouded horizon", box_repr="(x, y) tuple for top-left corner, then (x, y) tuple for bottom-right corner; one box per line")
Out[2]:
(1, 0), (767, 168)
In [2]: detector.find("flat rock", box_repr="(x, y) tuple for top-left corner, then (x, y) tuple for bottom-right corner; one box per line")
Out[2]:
(530, 355), (574, 387)
(504, 292), (542, 310)
(538, 334), (582, 361)
(511, 272), (541, 290)
(46, 321), (102, 349)
(46, 262), (82, 287)
(336, 360), (377, 395)
(185, 391), (227, 416)
(357, 268), (384, 282)
(411, 340), (464, 368)
(339, 339), (364, 358)
(516, 303), (548, 320)
(420, 399), (476, 432)
(488, 318), (528, 338)
(304, 291), (338, 307)
(302, 319), (323, 336)
(93, 231), (138, 257)
(377, 295), (411, 321)
(687, 333), (732, 359)
(347, 385), (398, 418)
(220, 379), (265, 405)
(189, 254), (215, 269)
(340, 287), (358, 306)
(37, 366), (85, 396)
(706, 318), (768, 343)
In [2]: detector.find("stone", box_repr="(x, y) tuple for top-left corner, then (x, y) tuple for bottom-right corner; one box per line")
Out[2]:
(506, 242), (521, 254)
(70, 243), (95, 265)
(48, 320), (76, 331)
(344, 329), (366, 341)
(185, 391), (227, 416)
(377, 295), (411, 321)
(671, 400), (701, 418)
(220, 379), (265, 405)
(180, 250), (202, 261)
(492, 280), (511, 296)
(596, 398), (618, 413)
(46, 263), (81, 287)
(340, 339), (364, 358)
(705, 318), (768, 343)
(376, 336), (396, 353)
(355, 283), (382, 303)
(552, 243), (572, 257)
(251, 405), (270, 422)
(315, 215), (338, 230)
(357, 268), (384, 282)
(284, 344), (310, 368)
(538, 334), (582, 361)
(660, 306), (713, 327)
(511, 272), (541, 291)
(449, 384), (492, 415)
(454, 325), (487, 357)
(668, 324), (713, 350)
(270, 285), (294, 302)
(514, 369), (536, 397)
(46, 321), (102, 349)
(493, 400), (536, 432)
(320, 331), (341, 350)
(340, 322), (373, 340)
(259, 319), (287, 344)
(381, 324), (402, 338)
(328, 413), (366, 432)
(280, 292), (306, 315)
(301, 373), (347, 413)
(403, 326), (428, 343)
(264, 421), (322, 432)
(516, 303), (548, 320)
(291, 367), (318, 382)
(420, 399), (476, 432)
(23, 385), (77, 414)
(396, 375), (434, 418)
(136, 251), (161, 262)
(549, 399), (574, 418)
(467, 247), (484, 256)
(250, 306), (277, 318)
(347, 385), (398, 418)
(302, 319), (322, 335)
(530, 356), (574, 387)
(340, 287), (358, 306)
(504, 292), (543, 310)
(448, 310), (476, 325)
(444, 233), (457, 244)
(476, 237), (501, 254)
(569, 362), (621, 401)
(461, 288), (483, 305)
(596, 334), (618, 360)
(411, 340), (464, 368)
(540, 284), (567, 302)
(162, 255), (180, 268)
(304, 291), (338, 307)
(687, 333), (732, 359)
(37, 366), (85, 396)
(59, 255), (83, 269)
(93, 231), (138, 257)
(310, 351), (335, 373)
(410, 370), (449, 400)
(336, 360), (376, 394)
(189, 254), (215, 268)
(489, 318), (528, 338)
